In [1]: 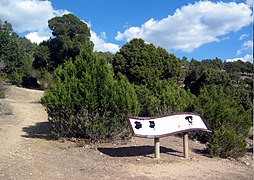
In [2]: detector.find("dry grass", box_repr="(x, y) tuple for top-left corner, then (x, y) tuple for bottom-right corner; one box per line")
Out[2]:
(0, 102), (12, 115)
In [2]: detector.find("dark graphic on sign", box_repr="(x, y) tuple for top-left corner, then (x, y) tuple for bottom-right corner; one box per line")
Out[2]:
(149, 121), (155, 128)
(185, 116), (193, 125)
(134, 121), (142, 129)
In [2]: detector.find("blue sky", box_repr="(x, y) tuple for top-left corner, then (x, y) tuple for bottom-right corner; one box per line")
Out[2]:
(0, 0), (252, 62)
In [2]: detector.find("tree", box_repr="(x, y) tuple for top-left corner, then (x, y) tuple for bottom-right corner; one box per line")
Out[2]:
(224, 60), (252, 74)
(18, 37), (36, 55)
(201, 58), (223, 70)
(95, 51), (114, 65)
(194, 85), (252, 158)
(0, 20), (31, 85)
(33, 45), (50, 70)
(184, 59), (230, 95)
(152, 80), (195, 116)
(41, 49), (139, 141)
(134, 80), (195, 117)
(113, 38), (182, 89)
(48, 14), (93, 66)
(33, 14), (93, 71)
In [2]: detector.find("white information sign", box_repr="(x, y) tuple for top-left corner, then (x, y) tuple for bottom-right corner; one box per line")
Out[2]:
(127, 112), (212, 138)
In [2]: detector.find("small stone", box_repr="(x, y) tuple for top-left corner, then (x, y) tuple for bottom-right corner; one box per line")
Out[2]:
(245, 162), (250, 166)
(100, 152), (103, 156)
(136, 158), (141, 161)
(227, 157), (235, 161)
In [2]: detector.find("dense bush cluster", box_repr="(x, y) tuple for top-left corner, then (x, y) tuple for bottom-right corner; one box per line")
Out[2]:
(193, 85), (252, 157)
(1, 14), (252, 158)
(41, 50), (139, 141)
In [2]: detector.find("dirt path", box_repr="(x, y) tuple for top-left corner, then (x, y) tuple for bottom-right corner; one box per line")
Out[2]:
(0, 86), (253, 179)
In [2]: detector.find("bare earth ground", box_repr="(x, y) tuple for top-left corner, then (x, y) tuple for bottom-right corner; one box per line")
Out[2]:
(0, 86), (253, 180)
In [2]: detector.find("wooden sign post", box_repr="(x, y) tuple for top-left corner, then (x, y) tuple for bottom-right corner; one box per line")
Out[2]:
(127, 112), (212, 160)
(183, 132), (188, 158)
(154, 138), (160, 159)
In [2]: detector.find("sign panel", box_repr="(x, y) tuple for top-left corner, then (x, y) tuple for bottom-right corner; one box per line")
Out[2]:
(127, 112), (212, 138)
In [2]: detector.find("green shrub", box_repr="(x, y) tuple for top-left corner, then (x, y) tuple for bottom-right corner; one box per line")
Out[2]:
(36, 69), (53, 89)
(207, 126), (247, 158)
(154, 81), (195, 115)
(135, 80), (195, 117)
(194, 85), (252, 158)
(134, 85), (160, 117)
(41, 50), (139, 142)
(7, 70), (22, 86)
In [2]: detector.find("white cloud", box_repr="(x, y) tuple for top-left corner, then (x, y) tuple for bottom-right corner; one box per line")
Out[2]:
(25, 31), (51, 44)
(82, 20), (92, 28)
(0, 0), (69, 44)
(226, 54), (253, 62)
(0, 1), (118, 51)
(242, 40), (253, 50)
(237, 40), (253, 55)
(100, 31), (106, 40)
(239, 33), (249, 40)
(246, 0), (253, 7)
(81, 20), (119, 53)
(236, 50), (242, 56)
(90, 31), (120, 53)
(115, 1), (252, 53)
(0, 0), (69, 33)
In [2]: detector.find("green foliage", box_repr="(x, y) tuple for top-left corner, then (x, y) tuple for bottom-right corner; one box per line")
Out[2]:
(207, 126), (247, 158)
(113, 38), (182, 89)
(135, 80), (195, 117)
(41, 49), (139, 141)
(7, 70), (22, 85)
(224, 60), (252, 74)
(0, 20), (36, 86)
(36, 69), (53, 89)
(236, 83), (253, 111)
(33, 45), (50, 70)
(223, 60), (253, 85)
(95, 51), (114, 64)
(194, 85), (252, 157)
(183, 58), (253, 158)
(32, 14), (94, 89)
(0, 75), (6, 98)
(152, 81), (195, 116)
(184, 59), (230, 95)
(134, 85), (160, 117)
(34, 14), (93, 71)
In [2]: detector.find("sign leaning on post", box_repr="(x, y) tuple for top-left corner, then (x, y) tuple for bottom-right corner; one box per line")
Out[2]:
(127, 112), (212, 159)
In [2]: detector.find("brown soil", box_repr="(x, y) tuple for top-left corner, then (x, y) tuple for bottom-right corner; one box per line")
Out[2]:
(0, 86), (253, 180)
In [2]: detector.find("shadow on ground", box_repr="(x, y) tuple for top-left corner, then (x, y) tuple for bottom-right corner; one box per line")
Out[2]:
(98, 146), (182, 157)
(22, 122), (52, 140)
(191, 148), (210, 157)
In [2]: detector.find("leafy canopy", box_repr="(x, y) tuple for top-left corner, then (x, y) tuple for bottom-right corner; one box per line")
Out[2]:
(41, 49), (139, 141)
(0, 20), (35, 85)
(33, 14), (93, 71)
(113, 38), (182, 89)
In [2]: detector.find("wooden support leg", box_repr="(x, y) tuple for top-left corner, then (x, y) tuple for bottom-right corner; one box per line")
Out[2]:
(154, 138), (160, 159)
(183, 132), (188, 158)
